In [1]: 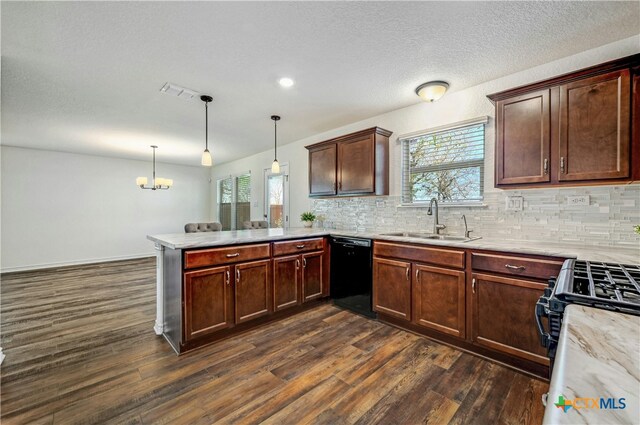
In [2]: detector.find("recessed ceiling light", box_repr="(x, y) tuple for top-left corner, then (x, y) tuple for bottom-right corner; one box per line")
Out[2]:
(278, 77), (295, 88)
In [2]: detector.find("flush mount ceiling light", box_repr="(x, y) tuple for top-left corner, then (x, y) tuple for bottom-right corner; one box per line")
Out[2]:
(200, 95), (213, 167)
(136, 145), (172, 190)
(159, 82), (197, 100)
(415, 81), (449, 102)
(271, 115), (281, 173)
(278, 77), (294, 88)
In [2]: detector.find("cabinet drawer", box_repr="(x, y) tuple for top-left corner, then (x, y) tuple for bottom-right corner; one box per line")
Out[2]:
(272, 238), (324, 256)
(373, 241), (465, 269)
(471, 252), (564, 280)
(184, 244), (271, 269)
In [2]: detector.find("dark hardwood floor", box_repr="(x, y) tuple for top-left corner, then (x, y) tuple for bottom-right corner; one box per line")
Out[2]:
(0, 257), (548, 424)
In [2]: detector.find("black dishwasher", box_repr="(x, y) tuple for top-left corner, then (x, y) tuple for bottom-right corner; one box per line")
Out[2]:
(330, 236), (375, 318)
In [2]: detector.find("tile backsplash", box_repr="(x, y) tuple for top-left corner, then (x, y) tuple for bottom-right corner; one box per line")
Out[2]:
(312, 184), (640, 248)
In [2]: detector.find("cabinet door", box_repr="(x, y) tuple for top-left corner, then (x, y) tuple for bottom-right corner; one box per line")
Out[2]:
(559, 70), (631, 181)
(309, 144), (337, 196)
(496, 89), (551, 185)
(273, 255), (300, 312)
(373, 257), (411, 321)
(183, 266), (232, 341)
(471, 273), (548, 365)
(234, 259), (271, 324)
(337, 135), (375, 194)
(301, 252), (324, 302)
(413, 264), (465, 338)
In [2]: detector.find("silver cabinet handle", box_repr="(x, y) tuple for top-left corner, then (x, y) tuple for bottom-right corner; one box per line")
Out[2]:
(226, 253), (240, 258)
(472, 278), (476, 294)
(415, 269), (420, 283)
(560, 157), (565, 174)
(302, 258), (307, 268)
(543, 158), (549, 175)
(226, 270), (230, 286)
(296, 244), (305, 249)
(236, 269), (240, 283)
(505, 264), (526, 271)
(296, 259), (300, 269)
(406, 267), (410, 281)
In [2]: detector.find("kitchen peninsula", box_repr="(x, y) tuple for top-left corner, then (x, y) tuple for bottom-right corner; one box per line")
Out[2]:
(148, 228), (639, 377)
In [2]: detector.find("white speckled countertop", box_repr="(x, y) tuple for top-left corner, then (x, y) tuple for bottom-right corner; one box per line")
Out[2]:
(543, 305), (640, 424)
(147, 228), (640, 265)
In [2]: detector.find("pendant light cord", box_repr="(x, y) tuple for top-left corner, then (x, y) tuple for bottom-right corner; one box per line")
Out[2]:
(274, 119), (277, 160)
(205, 102), (209, 151)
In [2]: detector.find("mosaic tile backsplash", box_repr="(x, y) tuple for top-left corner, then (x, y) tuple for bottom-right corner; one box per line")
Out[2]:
(311, 184), (640, 248)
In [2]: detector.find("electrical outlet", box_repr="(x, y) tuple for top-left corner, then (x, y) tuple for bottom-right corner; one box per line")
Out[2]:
(567, 195), (589, 206)
(505, 196), (523, 211)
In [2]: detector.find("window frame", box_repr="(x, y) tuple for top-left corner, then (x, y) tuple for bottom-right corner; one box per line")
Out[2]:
(216, 171), (251, 230)
(400, 116), (488, 206)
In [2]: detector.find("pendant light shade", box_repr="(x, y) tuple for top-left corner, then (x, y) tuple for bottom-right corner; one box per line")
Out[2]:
(200, 95), (213, 167)
(271, 115), (281, 173)
(201, 149), (212, 167)
(415, 81), (449, 102)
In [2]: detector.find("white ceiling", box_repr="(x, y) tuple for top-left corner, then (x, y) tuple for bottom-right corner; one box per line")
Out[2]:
(2, 1), (639, 166)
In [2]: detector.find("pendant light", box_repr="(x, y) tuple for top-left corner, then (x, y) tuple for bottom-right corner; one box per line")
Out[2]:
(271, 115), (281, 173)
(136, 145), (172, 190)
(415, 81), (449, 102)
(200, 95), (213, 167)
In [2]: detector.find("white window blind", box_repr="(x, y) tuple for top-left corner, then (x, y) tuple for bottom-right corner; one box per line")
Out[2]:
(401, 118), (487, 204)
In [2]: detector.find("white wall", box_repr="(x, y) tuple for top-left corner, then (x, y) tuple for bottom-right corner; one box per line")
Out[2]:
(209, 35), (640, 226)
(0, 146), (211, 272)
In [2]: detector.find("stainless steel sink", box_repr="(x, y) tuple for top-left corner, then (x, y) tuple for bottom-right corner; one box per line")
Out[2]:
(380, 232), (481, 242)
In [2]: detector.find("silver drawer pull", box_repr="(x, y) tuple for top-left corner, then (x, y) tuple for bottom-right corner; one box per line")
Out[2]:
(226, 253), (240, 258)
(296, 245), (305, 249)
(472, 278), (476, 294)
(226, 270), (230, 285)
(406, 267), (410, 281)
(505, 264), (526, 271)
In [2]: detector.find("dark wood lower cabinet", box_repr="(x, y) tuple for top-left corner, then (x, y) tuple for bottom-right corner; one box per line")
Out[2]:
(302, 252), (324, 302)
(234, 259), (271, 324)
(273, 255), (300, 311)
(373, 257), (411, 321)
(412, 264), (466, 338)
(183, 266), (233, 341)
(471, 273), (549, 365)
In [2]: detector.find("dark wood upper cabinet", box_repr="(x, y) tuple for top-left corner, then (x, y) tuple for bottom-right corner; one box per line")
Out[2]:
(183, 266), (233, 341)
(308, 144), (337, 196)
(337, 134), (375, 194)
(559, 70), (631, 181)
(496, 89), (551, 185)
(306, 127), (392, 197)
(489, 54), (639, 188)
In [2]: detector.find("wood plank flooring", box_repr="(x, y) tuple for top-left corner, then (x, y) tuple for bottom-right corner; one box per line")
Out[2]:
(0, 257), (548, 424)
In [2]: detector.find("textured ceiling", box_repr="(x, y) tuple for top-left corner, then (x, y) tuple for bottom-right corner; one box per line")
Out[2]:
(2, 1), (639, 166)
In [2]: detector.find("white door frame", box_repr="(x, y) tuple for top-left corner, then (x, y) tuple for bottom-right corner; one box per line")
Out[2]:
(263, 164), (290, 229)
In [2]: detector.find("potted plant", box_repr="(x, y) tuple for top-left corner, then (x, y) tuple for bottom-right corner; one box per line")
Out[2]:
(301, 211), (316, 228)
(635, 225), (640, 235)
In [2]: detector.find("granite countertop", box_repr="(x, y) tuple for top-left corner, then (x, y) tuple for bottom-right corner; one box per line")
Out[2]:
(148, 228), (640, 265)
(543, 305), (640, 424)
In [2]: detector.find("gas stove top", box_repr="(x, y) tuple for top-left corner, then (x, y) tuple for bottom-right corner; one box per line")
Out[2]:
(536, 259), (640, 374)
(553, 260), (640, 314)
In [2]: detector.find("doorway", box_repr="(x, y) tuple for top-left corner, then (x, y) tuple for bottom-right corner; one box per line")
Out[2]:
(264, 165), (289, 229)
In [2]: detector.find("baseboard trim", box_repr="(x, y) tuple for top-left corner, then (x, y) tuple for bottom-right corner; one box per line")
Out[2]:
(0, 253), (156, 274)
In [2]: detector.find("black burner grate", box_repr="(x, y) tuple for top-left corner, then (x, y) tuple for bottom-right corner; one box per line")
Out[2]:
(571, 261), (640, 306)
